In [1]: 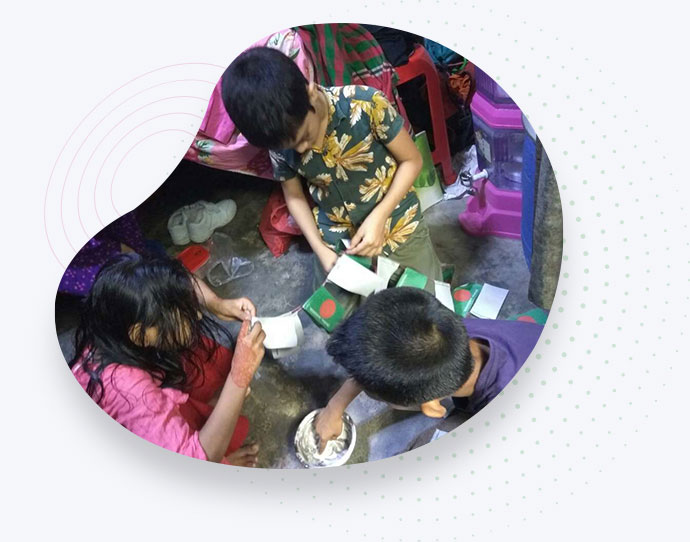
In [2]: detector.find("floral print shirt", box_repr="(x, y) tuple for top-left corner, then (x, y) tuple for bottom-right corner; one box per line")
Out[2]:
(270, 85), (422, 254)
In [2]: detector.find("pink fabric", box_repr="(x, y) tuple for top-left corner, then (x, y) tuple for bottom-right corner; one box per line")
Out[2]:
(72, 337), (244, 462)
(185, 29), (314, 178)
(198, 85), (235, 145)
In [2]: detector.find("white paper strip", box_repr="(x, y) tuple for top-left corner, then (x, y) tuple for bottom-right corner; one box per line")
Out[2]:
(434, 280), (454, 310)
(327, 255), (385, 297)
(251, 312), (302, 350)
(375, 256), (400, 292)
(469, 283), (509, 319)
(270, 312), (305, 359)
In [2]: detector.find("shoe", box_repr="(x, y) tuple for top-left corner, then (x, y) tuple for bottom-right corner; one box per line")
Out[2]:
(167, 202), (204, 245)
(187, 199), (237, 243)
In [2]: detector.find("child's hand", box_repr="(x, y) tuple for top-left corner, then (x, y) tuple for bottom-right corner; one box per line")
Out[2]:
(230, 319), (266, 388)
(314, 406), (344, 453)
(317, 245), (339, 273)
(347, 211), (386, 257)
(211, 297), (257, 322)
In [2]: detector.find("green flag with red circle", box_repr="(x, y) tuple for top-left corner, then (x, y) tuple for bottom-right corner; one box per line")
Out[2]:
(452, 282), (482, 317)
(509, 307), (548, 325)
(395, 267), (428, 289)
(303, 286), (346, 332)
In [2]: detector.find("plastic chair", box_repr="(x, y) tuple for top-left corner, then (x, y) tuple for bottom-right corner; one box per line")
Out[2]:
(395, 45), (455, 185)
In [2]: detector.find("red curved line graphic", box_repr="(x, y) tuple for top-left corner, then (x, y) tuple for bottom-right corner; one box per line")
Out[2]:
(77, 94), (209, 235)
(72, 80), (215, 237)
(109, 128), (197, 215)
(93, 112), (202, 221)
(45, 63), (223, 269)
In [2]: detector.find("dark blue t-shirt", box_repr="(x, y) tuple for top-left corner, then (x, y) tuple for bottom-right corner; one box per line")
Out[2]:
(452, 318), (543, 415)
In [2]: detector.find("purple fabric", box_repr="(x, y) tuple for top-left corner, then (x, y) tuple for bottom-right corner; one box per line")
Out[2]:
(58, 211), (147, 296)
(453, 318), (543, 415)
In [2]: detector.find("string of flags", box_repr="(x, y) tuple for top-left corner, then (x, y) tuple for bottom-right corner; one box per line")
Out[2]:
(250, 238), (521, 357)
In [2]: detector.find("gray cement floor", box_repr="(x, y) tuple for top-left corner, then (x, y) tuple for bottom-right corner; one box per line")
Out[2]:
(56, 159), (543, 469)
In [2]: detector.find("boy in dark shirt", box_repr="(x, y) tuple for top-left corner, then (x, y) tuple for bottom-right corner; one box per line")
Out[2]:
(221, 47), (442, 292)
(315, 287), (544, 449)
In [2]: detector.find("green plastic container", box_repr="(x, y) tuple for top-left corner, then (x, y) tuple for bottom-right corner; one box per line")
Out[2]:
(412, 131), (440, 189)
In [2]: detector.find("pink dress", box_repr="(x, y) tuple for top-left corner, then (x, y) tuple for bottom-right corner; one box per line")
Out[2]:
(72, 337), (249, 463)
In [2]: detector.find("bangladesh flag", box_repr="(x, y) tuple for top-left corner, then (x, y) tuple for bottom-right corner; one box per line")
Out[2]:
(442, 264), (455, 284)
(346, 254), (374, 270)
(334, 240), (374, 269)
(452, 282), (482, 317)
(395, 267), (428, 289)
(336, 238), (349, 254)
(510, 308), (548, 325)
(303, 286), (346, 332)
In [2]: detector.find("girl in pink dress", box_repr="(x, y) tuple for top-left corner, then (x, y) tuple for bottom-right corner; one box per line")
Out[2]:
(70, 254), (266, 466)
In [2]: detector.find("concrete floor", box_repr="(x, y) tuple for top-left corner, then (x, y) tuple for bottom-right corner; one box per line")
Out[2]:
(57, 158), (543, 469)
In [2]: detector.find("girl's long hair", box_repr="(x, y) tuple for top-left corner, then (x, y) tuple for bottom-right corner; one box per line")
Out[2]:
(69, 253), (231, 402)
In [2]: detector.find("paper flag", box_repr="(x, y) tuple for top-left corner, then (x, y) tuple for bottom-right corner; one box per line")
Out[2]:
(251, 312), (302, 350)
(442, 265), (455, 284)
(396, 267), (428, 289)
(470, 283), (509, 319)
(336, 238), (351, 254)
(452, 282), (482, 317)
(302, 286), (346, 332)
(376, 256), (400, 292)
(347, 254), (374, 270)
(510, 308), (548, 325)
(327, 255), (384, 297)
(434, 280), (454, 310)
(269, 315), (305, 359)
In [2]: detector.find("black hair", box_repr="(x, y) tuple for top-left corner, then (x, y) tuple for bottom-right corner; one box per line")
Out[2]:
(326, 287), (474, 406)
(69, 253), (231, 403)
(220, 46), (315, 149)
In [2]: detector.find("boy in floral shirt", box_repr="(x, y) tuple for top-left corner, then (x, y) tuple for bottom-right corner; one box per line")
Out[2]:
(221, 46), (442, 297)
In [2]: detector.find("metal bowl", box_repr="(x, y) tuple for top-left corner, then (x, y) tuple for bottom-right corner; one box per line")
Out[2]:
(294, 409), (356, 468)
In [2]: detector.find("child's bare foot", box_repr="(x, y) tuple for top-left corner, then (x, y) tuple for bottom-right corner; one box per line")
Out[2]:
(209, 386), (250, 407)
(225, 443), (259, 467)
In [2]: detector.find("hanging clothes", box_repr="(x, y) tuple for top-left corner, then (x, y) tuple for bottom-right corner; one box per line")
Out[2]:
(361, 25), (421, 67)
(296, 23), (411, 131)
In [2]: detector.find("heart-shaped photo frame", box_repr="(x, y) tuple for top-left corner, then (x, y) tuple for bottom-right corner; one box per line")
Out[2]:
(55, 23), (561, 469)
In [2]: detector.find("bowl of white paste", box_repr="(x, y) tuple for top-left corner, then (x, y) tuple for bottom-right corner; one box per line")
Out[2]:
(294, 409), (356, 468)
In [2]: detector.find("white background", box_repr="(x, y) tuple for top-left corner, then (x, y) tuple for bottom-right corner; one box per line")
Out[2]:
(2, 1), (688, 540)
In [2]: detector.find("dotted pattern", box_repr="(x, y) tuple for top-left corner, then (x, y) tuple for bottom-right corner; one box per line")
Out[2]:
(49, 3), (689, 540)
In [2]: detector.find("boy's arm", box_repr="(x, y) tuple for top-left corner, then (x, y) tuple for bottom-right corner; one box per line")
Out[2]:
(347, 129), (423, 257)
(314, 378), (363, 452)
(281, 176), (338, 273)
